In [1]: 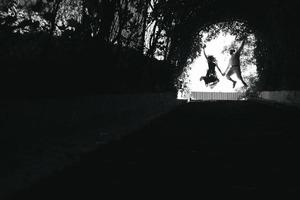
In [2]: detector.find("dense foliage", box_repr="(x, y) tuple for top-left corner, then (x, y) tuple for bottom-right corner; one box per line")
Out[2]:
(1, 0), (299, 96)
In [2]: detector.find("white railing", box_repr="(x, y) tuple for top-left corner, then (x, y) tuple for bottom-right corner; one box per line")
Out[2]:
(190, 92), (244, 101)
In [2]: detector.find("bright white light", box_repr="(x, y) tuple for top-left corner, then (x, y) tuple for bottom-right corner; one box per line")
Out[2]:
(187, 31), (257, 93)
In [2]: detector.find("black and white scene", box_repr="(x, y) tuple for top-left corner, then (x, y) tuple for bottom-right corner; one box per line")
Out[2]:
(1, 0), (300, 199)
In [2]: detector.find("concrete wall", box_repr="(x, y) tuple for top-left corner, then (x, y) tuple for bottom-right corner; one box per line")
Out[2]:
(258, 91), (300, 108)
(0, 93), (182, 198)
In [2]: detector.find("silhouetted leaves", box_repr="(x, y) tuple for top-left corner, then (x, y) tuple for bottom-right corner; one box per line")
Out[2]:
(0, 0), (299, 94)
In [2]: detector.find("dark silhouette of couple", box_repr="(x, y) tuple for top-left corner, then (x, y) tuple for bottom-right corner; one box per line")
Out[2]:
(200, 36), (248, 89)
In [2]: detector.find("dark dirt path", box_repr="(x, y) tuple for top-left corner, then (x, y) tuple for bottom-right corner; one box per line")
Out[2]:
(10, 100), (300, 198)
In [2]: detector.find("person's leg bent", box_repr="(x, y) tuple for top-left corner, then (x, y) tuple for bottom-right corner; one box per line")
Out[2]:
(226, 68), (237, 87)
(226, 68), (234, 81)
(202, 76), (209, 85)
(236, 68), (248, 87)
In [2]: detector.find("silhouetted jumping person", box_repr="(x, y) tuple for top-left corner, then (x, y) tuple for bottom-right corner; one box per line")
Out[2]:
(200, 46), (224, 88)
(224, 36), (248, 88)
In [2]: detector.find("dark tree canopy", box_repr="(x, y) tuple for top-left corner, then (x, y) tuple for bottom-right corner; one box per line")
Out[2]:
(1, 0), (300, 96)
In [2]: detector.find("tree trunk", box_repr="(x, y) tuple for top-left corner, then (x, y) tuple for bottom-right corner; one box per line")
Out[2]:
(49, 0), (62, 36)
(148, 21), (162, 58)
(98, 0), (117, 41)
(139, 0), (151, 53)
(164, 36), (171, 60)
(111, 0), (129, 45)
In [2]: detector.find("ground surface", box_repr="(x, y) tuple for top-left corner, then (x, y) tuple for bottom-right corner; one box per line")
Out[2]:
(9, 100), (300, 198)
(0, 94), (179, 198)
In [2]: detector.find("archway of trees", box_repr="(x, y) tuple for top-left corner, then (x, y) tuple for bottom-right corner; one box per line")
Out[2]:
(1, 0), (299, 96)
(177, 20), (258, 98)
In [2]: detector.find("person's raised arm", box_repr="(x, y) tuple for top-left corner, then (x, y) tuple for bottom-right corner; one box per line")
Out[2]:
(236, 37), (246, 54)
(202, 47), (208, 60)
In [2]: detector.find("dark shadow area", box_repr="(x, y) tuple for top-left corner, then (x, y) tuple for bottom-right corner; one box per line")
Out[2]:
(0, 36), (177, 98)
(1, 0), (300, 199)
(9, 101), (300, 198)
(1, 0), (300, 96)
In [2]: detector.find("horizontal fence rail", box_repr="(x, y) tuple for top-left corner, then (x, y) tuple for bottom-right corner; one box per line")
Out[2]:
(191, 92), (244, 101)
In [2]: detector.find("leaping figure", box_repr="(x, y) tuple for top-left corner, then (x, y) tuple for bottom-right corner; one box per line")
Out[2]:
(200, 46), (224, 89)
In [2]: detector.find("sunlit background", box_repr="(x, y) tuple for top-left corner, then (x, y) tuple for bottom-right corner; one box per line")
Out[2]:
(178, 28), (258, 99)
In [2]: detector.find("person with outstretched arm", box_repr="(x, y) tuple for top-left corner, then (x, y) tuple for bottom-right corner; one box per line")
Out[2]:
(200, 46), (224, 88)
(224, 37), (248, 88)
(203, 47), (224, 76)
